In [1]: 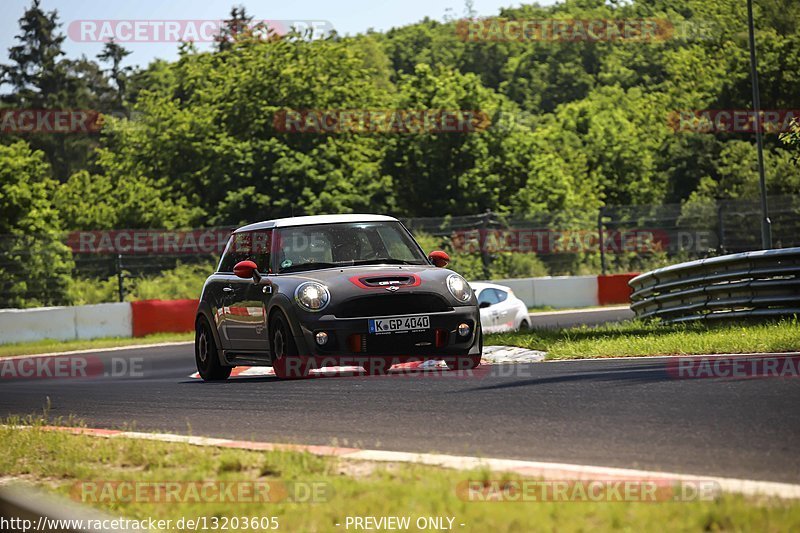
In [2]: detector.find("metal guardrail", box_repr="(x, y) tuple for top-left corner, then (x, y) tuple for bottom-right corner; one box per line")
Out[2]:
(629, 247), (800, 323)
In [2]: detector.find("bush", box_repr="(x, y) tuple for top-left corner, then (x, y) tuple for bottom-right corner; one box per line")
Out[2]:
(67, 277), (119, 305)
(410, 231), (549, 280)
(127, 262), (214, 301)
(488, 252), (549, 279)
(64, 261), (215, 305)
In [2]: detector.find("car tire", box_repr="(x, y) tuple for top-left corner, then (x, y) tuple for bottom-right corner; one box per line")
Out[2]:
(519, 319), (530, 331)
(363, 359), (391, 375)
(270, 312), (308, 379)
(195, 318), (232, 381)
(446, 355), (482, 371)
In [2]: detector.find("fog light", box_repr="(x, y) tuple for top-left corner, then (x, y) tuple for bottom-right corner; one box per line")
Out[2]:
(315, 331), (329, 346)
(457, 323), (470, 337)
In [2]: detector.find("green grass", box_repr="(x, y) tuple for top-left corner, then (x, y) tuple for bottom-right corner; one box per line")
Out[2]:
(5, 318), (796, 361)
(1, 418), (799, 532)
(0, 332), (193, 358)
(487, 318), (800, 360)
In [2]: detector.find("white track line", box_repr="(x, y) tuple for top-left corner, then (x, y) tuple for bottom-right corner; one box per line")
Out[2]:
(548, 351), (800, 363)
(1, 341), (193, 360)
(23, 425), (800, 500)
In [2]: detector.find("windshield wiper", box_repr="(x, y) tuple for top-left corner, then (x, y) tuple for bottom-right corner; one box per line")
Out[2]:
(279, 262), (340, 273)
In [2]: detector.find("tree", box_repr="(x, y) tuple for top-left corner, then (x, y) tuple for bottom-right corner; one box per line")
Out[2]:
(97, 39), (132, 110)
(0, 141), (73, 307)
(94, 30), (395, 227)
(0, 0), (66, 107)
(215, 6), (255, 52)
(1, 1), (112, 181)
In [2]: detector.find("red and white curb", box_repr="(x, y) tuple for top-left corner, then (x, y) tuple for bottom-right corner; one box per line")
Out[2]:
(483, 346), (546, 363)
(190, 359), (447, 379)
(23, 425), (800, 500)
(188, 347), (546, 379)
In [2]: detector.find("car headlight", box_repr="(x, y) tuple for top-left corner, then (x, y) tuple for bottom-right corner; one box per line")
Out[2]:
(294, 282), (330, 312)
(446, 274), (472, 303)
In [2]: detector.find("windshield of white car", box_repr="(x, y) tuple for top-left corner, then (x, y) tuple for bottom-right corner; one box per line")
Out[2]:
(275, 222), (428, 273)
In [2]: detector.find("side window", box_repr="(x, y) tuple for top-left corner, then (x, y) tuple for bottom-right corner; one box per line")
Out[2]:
(494, 288), (508, 303)
(218, 230), (272, 272)
(478, 288), (499, 307)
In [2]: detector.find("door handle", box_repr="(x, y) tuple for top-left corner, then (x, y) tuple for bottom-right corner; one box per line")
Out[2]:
(222, 287), (234, 293)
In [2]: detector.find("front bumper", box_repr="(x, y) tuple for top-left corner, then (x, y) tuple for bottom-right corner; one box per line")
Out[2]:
(292, 305), (481, 358)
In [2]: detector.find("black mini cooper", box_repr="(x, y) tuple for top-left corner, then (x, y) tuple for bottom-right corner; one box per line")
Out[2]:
(195, 214), (482, 380)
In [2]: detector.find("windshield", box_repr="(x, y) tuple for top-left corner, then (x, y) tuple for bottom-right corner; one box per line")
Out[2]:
(275, 221), (428, 273)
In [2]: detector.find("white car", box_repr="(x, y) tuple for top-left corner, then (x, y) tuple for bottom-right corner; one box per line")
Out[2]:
(470, 282), (530, 333)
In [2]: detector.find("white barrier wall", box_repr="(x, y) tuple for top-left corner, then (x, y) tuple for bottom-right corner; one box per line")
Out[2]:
(532, 276), (599, 308)
(484, 276), (599, 309)
(0, 303), (131, 345)
(0, 307), (78, 344)
(486, 278), (536, 307)
(75, 303), (132, 340)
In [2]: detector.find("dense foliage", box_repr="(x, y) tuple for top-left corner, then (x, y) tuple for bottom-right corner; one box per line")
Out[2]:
(1, 0), (800, 306)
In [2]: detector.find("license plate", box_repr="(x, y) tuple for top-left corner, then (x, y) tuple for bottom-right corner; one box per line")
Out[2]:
(369, 315), (430, 334)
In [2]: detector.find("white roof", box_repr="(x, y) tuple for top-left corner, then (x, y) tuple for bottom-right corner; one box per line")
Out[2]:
(469, 281), (512, 292)
(234, 214), (398, 233)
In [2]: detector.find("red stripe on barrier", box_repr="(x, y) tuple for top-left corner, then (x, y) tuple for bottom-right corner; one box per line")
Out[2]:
(597, 274), (638, 306)
(131, 299), (198, 337)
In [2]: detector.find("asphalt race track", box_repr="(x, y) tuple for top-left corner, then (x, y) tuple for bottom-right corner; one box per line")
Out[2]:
(1, 344), (799, 484)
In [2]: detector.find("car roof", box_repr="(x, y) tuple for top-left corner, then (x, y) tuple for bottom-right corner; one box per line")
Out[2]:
(469, 282), (511, 292)
(233, 214), (399, 233)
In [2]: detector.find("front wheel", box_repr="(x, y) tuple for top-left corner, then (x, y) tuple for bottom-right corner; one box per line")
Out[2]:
(195, 318), (232, 381)
(270, 313), (308, 379)
(446, 355), (482, 371)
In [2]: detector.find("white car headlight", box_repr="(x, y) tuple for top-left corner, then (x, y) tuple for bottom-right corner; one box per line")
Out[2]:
(446, 274), (472, 303)
(295, 282), (330, 311)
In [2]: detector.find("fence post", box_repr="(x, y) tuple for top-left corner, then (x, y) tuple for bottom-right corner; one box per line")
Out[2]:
(717, 202), (726, 254)
(598, 207), (607, 276)
(480, 210), (492, 279)
(115, 254), (125, 302)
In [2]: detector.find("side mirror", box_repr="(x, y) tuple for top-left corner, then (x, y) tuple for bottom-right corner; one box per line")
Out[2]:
(233, 260), (258, 280)
(479, 301), (491, 309)
(428, 250), (450, 268)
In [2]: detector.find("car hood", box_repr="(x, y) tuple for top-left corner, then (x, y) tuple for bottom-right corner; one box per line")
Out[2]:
(273, 265), (474, 307)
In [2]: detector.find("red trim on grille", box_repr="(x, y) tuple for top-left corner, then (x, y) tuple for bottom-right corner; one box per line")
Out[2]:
(349, 273), (422, 289)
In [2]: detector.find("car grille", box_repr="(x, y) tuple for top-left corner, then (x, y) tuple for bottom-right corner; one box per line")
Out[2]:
(335, 293), (452, 318)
